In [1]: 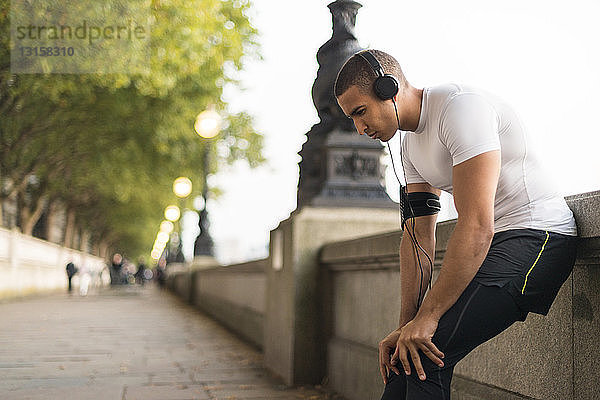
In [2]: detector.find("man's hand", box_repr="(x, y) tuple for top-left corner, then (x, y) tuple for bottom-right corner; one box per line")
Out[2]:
(378, 328), (402, 384)
(391, 315), (445, 381)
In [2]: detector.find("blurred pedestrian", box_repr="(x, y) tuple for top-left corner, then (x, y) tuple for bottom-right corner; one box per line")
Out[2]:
(123, 259), (136, 284)
(65, 262), (78, 292)
(155, 258), (167, 288)
(79, 262), (91, 296)
(110, 253), (123, 286)
(135, 257), (147, 285)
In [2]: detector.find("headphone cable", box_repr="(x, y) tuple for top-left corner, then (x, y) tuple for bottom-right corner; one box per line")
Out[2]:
(389, 99), (434, 309)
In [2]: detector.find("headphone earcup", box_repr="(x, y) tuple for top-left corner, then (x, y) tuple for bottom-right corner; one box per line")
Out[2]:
(374, 74), (399, 100)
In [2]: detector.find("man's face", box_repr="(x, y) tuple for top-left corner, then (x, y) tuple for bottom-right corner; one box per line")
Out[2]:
(337, 85), (399, 142)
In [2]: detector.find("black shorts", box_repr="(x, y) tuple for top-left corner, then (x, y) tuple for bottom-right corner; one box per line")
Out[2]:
(380, 228), (579, 399)
(474, 228), (578, 316)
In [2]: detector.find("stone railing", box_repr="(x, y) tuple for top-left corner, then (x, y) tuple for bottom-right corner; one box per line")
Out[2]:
(167, 190), (600, 399)
(167, 258), (268, 350)
(0, 227), (107, 299)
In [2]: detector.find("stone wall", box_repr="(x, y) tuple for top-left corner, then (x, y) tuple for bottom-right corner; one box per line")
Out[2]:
(320, 190), (600, 400)
(167, 259), (268, 350)
(0, 227), (107, 299)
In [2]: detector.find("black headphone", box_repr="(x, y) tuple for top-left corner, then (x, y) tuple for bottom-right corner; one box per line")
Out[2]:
(356, 50), (399, 101)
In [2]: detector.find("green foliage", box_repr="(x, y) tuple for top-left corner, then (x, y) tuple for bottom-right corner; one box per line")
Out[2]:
(0, 0), (263, 258)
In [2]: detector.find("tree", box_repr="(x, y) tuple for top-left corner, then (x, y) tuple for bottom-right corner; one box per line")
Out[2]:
(0, 0), (264, 258)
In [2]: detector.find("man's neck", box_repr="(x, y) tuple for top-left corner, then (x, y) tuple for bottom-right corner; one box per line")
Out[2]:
(399, 86), (424, 132)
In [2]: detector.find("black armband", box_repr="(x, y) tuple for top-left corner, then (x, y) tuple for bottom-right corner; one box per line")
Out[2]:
(400, 188), (441, 231)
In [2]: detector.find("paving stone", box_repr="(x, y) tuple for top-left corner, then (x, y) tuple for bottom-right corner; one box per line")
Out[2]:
(124, 383), (210, 400)
(0, 286), (340, 400)
(205, 382), (325, 399)
(1, 384), (124, 400)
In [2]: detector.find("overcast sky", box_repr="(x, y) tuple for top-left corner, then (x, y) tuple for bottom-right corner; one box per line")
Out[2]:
(182, 0), (600, 264)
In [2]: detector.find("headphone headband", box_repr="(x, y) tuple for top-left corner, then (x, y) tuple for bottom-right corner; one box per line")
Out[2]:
(355, 50), (399, 101)
(356, 51), (385, 78)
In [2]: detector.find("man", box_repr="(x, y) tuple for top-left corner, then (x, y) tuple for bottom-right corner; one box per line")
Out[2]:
(65, 261), (78, 293)
(334, 49), (578, 399)
(110, 253), (124, 286)
(135, 257), (147, 285)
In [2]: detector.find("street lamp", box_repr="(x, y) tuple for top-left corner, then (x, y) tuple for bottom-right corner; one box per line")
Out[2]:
(173, 177), (192, 198)
(194, 109), (221, 139)
(192, 107), (222, 258)
(156, 231), (170, 244)
(159, 220), (174, 234)
(151, 227), (170, 262)
(164, 205), (180, 222)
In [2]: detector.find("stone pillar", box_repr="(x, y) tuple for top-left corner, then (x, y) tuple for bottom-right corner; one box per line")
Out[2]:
(264, 206), (399, 385)
(264, 0), (401, 385)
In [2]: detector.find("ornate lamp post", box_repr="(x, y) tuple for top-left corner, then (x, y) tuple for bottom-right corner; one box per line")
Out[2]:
(163, 203), (182, 263)
(297, 0), (395, 210)
(193, 108), (221, 258)
(170, 177), (192, 262)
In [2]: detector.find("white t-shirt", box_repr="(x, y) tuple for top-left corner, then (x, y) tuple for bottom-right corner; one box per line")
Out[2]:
(401, 83), (577, 236)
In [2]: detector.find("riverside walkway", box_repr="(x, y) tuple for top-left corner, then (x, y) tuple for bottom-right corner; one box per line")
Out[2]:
(0, 286), (340, 400)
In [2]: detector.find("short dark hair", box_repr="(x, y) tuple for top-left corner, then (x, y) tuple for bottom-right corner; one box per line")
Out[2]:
(334, 49), (407, 98)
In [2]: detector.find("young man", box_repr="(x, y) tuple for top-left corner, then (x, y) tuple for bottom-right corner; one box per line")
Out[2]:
(334, 49), (578, 399)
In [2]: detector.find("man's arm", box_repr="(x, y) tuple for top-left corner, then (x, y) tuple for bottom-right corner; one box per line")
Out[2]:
(393, 150), (501, 380)
(377, 182), (440, 383)
(399, 183), (440, 326)
(415, 150), (500, 321)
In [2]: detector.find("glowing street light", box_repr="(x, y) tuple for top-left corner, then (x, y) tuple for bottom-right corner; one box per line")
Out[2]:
(164, 205), (180, 222)
(173, 177), (192, 198)
(194, 109), (222, 139)
(159, 220), (174, 234)
(151, 249), (162, 260)
(156, 231), (170, 244)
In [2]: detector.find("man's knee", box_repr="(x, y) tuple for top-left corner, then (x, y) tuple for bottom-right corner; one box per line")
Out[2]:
(405, 365), (453, 400)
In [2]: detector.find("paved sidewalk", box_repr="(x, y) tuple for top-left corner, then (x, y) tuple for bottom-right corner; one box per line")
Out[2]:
(0, 286), (342, 400)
